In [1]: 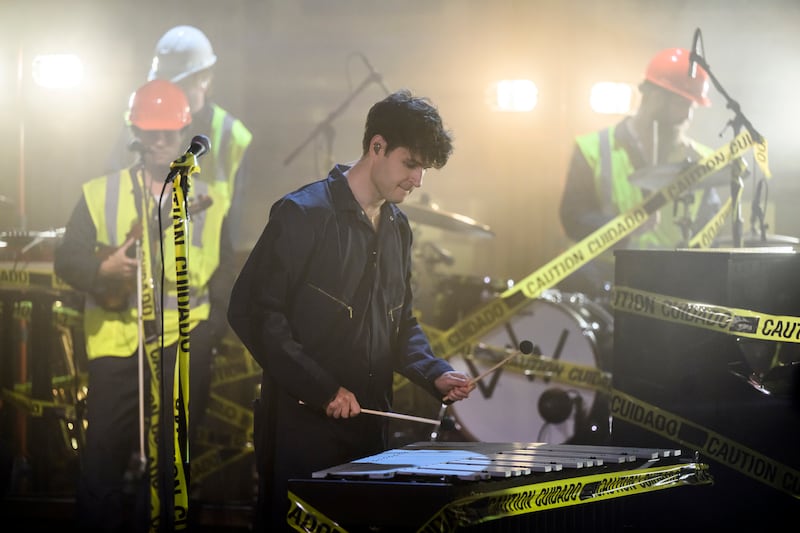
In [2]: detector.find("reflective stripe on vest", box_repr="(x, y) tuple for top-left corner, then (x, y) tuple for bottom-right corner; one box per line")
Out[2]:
(204, 104), (252, 192)
(81, 167), (229, 359)
(598, 127), (614, 216)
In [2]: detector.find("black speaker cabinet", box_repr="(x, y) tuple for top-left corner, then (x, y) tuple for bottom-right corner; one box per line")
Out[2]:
(611, 249), (800, 530)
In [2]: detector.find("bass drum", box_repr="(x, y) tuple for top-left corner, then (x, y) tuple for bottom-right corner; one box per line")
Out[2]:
(448, 290), (613, 444)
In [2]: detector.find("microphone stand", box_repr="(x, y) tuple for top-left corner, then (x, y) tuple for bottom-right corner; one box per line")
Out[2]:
(690, 29), (763, 248)
(750, 176), (768, 242)
(283, 69), (387, 168)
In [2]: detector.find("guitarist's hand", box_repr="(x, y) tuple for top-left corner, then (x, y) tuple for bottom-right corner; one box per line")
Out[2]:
(98, 237), (139, 280)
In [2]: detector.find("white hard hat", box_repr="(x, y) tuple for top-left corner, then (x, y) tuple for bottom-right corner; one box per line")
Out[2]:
(147, 25), (217, 83)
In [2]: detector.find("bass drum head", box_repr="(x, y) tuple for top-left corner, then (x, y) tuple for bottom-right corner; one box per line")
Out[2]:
(449, 291), (612, 444)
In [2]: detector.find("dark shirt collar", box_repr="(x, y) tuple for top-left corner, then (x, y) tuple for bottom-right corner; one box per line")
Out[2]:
(328, 164), (360, 214)
(326, 164), (403, 223)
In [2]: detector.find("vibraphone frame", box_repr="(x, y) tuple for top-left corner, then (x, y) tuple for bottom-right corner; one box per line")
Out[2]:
(287, 441), (713, 532)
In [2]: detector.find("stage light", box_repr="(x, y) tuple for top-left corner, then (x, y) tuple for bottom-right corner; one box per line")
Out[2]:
(31, 54), (84, 89)
(590, 82), (633, 114)
(490, 79), (538, 112)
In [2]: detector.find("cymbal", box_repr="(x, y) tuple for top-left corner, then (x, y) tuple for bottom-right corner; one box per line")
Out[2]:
(629, 162), (747, 191)
(401, 201), (494, 238)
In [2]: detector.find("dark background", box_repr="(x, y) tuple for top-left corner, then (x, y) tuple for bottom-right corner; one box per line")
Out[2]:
(1, 0), (799, 283)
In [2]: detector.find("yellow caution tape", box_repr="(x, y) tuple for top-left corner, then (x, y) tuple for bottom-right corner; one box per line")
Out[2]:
(421, 462), (711, 531)
(211, 353), (261, 387)
(612, 285), (800, 343)
(0, 264), (73, 292)
(0, 387), (77, 419)
(424, 130), (763, 360)
(285, 460), (709, 533)
(610, 389), (800, 499)
(13, 371), (87, 394)
(196, 426), (252, 450)
(498, 350), (613, 392)
(688, 196), (732, 249)
(287, 491), (349, 533)
(206, 392), (254, 432)
(171, 175), (191, 531)
(190, 445), (253, 486)
(457, 350), (800, 499)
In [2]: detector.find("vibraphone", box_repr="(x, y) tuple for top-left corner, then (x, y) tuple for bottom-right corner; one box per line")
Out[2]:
(287, 441), (713, 532)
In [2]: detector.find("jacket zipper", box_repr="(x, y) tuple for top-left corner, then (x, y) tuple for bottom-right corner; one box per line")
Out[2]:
(308, 283), (353, 319)
(388, 303), (403, 322)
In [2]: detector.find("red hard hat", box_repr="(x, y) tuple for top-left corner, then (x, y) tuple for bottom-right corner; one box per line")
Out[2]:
(127, 79), (192, 130)
(645, 48), (711, 107)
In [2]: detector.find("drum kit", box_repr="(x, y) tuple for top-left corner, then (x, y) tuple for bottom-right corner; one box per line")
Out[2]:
(399, 197), (615, 447)
(401, 179), (799, 445)
(0, 228), (86, 495)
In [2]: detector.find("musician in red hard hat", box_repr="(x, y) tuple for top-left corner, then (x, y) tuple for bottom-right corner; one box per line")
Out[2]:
(54, 79), (236, 531)
(558, 47), (722, 298)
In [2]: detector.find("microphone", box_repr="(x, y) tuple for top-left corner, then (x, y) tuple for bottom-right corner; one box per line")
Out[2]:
(688, 28), (703, 79)
(358, 53), (390, 95)
(186, 134), (211, 159)
(166, 135), (211, 182)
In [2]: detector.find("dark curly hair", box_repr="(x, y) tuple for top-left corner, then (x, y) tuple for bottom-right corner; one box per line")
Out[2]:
(361, 89), (454, 169)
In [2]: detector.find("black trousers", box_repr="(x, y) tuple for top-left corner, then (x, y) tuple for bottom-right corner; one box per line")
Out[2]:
(76, 321), (216, 533)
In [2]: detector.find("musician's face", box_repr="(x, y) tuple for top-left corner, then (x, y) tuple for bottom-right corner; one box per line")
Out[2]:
(654, 89), (696, 129)
(371, 145), (428, 205)
(138, 129), (186, 168)
(176, 70), (212, 114)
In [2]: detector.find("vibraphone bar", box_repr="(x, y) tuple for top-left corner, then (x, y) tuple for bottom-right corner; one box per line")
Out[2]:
(287, 441), (713, 533)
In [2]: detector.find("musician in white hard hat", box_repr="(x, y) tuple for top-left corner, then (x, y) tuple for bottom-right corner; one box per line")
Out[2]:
(109, 25), (253, 254)
(148, 25), (253, 253)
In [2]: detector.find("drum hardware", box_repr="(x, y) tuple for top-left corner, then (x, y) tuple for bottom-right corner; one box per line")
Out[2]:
(0, 277), (86, 495)
(429, 402), (450, 441)
(415, 240), (454, 268)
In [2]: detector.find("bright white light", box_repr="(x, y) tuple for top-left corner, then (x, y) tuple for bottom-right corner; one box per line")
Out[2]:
(590, 82), (633, 114)
(492, 80), (538, 112)
(31, 54), (84, 89)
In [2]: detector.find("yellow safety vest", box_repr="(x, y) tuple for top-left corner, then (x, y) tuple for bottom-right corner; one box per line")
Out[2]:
(575, 124), (713, 250)
(81, 167), (230, 359)
(198, 104), (252, 198)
